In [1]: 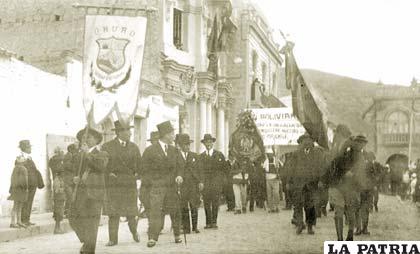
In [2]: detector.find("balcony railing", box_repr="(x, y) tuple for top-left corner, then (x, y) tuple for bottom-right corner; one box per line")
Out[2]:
(382, 133), (409, 145)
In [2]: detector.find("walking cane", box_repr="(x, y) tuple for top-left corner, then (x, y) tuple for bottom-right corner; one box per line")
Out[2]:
(176, 183), (187, 245)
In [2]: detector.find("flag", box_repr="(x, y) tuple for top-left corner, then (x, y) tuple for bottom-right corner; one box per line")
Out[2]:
(229, 111), (265, 163)
(281, 41), (329, 148)
(82, 15), (147, 125)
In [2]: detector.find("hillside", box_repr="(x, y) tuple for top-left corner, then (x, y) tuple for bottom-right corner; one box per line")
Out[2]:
(278, 69), (379, 146)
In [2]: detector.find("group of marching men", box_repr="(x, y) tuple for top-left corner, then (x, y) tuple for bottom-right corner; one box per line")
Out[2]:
(8, 119), (384, 253)
(49, 120), (228, 254)
(282, 124), (384, 241)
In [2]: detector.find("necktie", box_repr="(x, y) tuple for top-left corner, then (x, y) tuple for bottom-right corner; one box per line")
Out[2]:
(122, 142), (126, 147)
(165, 144), (168, 155)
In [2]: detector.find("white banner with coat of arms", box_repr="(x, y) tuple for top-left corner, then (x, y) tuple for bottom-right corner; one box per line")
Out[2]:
(82, 15), (147, 124)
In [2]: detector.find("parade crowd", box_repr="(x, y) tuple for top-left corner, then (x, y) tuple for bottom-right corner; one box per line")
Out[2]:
(7, 121), (420, 253)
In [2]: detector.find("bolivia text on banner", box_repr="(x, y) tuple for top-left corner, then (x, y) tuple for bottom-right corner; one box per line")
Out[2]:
(324, 241), (420, 254)
(251, 108), (306, 146)
(82, 15), (147, 125)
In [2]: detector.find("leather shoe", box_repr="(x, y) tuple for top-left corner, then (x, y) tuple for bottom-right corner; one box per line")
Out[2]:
(362, 228), (370, 235)
(204, 224), (212, 229)
(175, 237), (182, 244)
(193, 229), (200, 233)
(147, 239), (156, 248)
(132, 232), (140, 242)
(307, 225), (315, 235)
(354, 228), (362, 236)
(105, 241), (117, 247)
(27, 222), (35, 226)
(296, 224), (304, 235)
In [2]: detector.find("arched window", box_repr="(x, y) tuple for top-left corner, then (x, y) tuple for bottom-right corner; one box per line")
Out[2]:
(386, 111), (409, 134)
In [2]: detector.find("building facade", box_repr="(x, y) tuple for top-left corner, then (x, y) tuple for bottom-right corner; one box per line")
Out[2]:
(0, 0), (286, 214)
(365, 80), (420, 164)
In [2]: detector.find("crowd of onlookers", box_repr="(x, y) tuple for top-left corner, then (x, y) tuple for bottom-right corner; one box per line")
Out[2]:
(378, 159), (420, 204)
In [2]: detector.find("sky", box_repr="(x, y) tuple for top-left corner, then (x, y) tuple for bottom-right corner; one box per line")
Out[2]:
(253, 0), (420, 86)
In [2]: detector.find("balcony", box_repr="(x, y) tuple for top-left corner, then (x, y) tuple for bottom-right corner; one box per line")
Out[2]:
(382, 133), (409, 145)
(381, 133), (420, 146)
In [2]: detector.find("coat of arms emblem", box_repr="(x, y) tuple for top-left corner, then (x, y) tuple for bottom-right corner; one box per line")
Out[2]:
(96, 37), (129, 74)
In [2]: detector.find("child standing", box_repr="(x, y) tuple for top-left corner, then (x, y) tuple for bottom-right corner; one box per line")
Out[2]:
(9, 156), (29, 228)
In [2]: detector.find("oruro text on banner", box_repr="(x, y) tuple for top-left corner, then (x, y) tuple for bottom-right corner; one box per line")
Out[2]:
(251, 108), (306, 145)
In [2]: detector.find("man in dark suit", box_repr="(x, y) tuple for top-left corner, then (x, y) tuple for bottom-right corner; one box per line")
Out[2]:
(18, 140), (44, 227)
(286, 134), (326, 235)
(139, 131), (159, 219)
(178, 134), (203, 234)
(69, 127), (108, 254)
(142, 121), (184, 248)
(199, 134), (226, 229)
(101, 120), (142, 246)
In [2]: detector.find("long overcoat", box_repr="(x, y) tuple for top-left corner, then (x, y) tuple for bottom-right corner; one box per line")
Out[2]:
(141, 143), (184, 212)
(102, 138), (141, 216)
(179, 151), (201, 207)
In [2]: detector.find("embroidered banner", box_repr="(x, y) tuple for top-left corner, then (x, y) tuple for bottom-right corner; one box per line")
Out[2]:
(82, 15), (147, 124)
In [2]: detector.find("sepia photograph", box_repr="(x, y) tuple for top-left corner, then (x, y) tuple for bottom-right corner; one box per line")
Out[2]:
(0, 0), (419, 253)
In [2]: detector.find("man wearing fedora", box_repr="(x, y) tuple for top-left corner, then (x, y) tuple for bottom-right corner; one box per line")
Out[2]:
(287, 134), (326, 235)
(101, 120), (142, 246)
(178, 133), (203, 234)
(199, 134), (226, 229)
(18, 140), (44, 227)
(69, 127), (108, 254)
(141, 121), (184, 247)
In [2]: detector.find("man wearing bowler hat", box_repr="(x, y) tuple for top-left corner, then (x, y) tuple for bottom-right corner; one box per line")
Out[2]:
(69, 127), (108, 254)
(199, 134), (226, 229)
(141, 121), (184, 247)
(18, 140), (44, 227)
(101, 120), (142, 247)
(178, 133), (203, 234)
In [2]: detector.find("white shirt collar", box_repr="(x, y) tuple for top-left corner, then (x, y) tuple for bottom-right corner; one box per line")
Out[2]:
(88, 145), (98, 153)
(206, 148), (214, 156)
(20, 151), (31, 160)
(118, 138), (127, 146)
(159, 140), (168, 154)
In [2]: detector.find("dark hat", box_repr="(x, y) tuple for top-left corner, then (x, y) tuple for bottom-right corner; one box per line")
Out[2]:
(297, 133), (313, 144)
(201, 134), (216, 143)
(111, 120), (134, 131)
(178, 133), (193, 145)
(157, 121), (174, 136)
(352, 135), (368, 144)
(18, 140), (31, 149)
(147, 131), (160, 142)
(76, 127), (103, 144)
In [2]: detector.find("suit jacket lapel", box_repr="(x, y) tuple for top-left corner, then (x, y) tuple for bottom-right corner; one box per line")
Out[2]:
(158, 143), (171, 159)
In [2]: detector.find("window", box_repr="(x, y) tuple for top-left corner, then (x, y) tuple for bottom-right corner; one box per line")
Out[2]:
(54, 15), (62, 21)
(386, 111), (409, 133)
(251, 51), (258, 101)
(261, 62), (267, 83)
(173, 8), (183, 50)
(272, 72), (276, 94)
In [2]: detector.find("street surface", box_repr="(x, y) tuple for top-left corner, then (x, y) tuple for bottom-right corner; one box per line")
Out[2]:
(1, 195), (420, 254)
